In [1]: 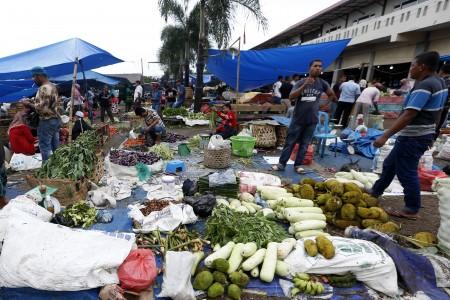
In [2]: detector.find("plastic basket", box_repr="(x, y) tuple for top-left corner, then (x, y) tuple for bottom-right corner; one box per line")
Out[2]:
(230, 136), (257, 157)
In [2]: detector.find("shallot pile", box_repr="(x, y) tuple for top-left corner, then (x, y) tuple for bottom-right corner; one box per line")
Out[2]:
(110, 150), (160, 166)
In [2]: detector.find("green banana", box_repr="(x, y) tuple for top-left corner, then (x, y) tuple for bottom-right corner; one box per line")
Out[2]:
(291, 287), (300, 297)
(298, 280), (307, 291)
(305, 281), (312, 294)
(295, 272), (310, 281)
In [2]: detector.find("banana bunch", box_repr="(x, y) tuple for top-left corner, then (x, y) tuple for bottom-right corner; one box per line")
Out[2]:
(291, 273), (325, 297)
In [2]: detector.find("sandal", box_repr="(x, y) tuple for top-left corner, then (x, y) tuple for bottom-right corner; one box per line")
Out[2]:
(294, 166), (305, 174)
(385, 207), (419, 220)
(271, 164), (285, 171)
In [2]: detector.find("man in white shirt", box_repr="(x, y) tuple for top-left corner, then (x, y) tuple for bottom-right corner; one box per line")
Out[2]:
(272, 76), (282, 104)
(359, 79), (368, 92)
(333, 75), (361, 127)
(134, 80), (143, 106)
(291, 74), (300, 86)
(349, 82), (382, 128)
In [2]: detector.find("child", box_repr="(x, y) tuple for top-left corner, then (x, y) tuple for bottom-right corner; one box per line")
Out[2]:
(215, 104), (238, 139)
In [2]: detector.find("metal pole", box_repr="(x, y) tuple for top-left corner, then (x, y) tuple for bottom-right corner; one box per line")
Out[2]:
(236, 37), (241, 102)
(68, 58), (79, 143)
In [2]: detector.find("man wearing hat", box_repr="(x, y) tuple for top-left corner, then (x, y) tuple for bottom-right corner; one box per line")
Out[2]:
(31, 66), (61, 161)
(72, 111), (92, 141)
(150, 82), (162, 113)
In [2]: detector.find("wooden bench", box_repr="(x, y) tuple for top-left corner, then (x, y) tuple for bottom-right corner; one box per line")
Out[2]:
(230, 104), (286, 121)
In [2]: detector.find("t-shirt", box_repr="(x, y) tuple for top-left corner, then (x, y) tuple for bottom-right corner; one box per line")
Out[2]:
(151, 89), (162, 103)
(399, 75), (448, 137)
(339, 80), (361, 103)
(144, 108), (165, 129)
(291, 78), (330, 125)
(165, 88), (177, 101)
(443, 75), (450, 107)
(99, 91), (112, 108)
(134, 85), (143, 101)
(356, 86), (380, 105)
(280, 82), (293, 99)
(273, 81), (282, 98)
(35, 83), (60, 120)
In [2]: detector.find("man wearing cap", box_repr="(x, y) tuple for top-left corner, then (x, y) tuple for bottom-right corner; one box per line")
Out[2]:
(72, 111), (92, 141)
(31, 66), (61, 161)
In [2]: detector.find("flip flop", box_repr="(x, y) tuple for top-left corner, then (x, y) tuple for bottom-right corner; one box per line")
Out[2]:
(294, 166), (306, 174)
(385, 207), (419, 220)
(271, 164), (285, 171)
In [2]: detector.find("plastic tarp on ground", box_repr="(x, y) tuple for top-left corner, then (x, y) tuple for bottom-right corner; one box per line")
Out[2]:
(207, 39), (350, 92)
(329, 128), (383, 159)
(0, 38), (123, 80)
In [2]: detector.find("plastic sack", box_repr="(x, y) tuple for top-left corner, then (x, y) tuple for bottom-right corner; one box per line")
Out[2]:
(289, 144), (314, 165)
(419, 148), (434, 170)
(208, 135), (230, 150)
(432, 178), (450, 253)
(284, 236), (398, 297)
(209, 169), (236, 187)
(9, 153), (42, 171)
(129, 130), (137, 139)
(238, 128), (253, 137)
(418, 168), (447, 192)
(184, 193), (216, 217)
(437, 137), (450, 161)
(347, 227), (450, 299)
(158, 251), (196, 300)
(136, 163), (151, 182)
(118, 249), (157, 292)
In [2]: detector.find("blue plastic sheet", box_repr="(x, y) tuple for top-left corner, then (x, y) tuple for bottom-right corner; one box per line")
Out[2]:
(207, 39), (350, 92)
(349, 228), (450, 299)
(442, 54), (450, 61)
(329, 128), (383, 159)
(0, 38), (122, 80)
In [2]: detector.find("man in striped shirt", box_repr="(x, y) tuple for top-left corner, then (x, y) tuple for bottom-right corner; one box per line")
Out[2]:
(371, 51), (448, 219)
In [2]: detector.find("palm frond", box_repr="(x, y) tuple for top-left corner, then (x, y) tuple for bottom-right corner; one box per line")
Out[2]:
(158, 0), (187, 26)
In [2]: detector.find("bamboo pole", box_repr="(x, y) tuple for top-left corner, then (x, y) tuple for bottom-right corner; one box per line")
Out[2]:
(68, 58), (79, 143)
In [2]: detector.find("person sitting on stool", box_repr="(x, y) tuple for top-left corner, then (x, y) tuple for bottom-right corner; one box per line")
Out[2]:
(214, 103), (238, 139)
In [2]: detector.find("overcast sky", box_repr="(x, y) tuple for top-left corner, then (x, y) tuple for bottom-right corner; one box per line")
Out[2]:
(0, 0), (338, 76)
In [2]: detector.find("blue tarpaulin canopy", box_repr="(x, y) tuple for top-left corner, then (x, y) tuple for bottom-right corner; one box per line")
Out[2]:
(207, 39), (350, 92)
(0, 38), (123, 80)
(442, 54), (450, 61)
(53, 70), (120, 86)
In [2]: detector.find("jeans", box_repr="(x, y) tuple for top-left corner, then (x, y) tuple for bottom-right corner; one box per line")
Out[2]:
(272, 96), (281, 104)
(100, 106), (115, 123)
(279, 122), (316, 167)
(217, 125), (237, 139)
(334, 101), (354, 128)
(329, 101), (337, 119)
(371, 134), (434, 213)
(37, 118), (61, 161)
(152, 102), (161, 113)
(173, 96), (185, 108)
(143, 125), (166, 146)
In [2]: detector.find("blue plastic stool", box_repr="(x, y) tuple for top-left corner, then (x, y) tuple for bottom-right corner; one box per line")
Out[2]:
(165, 160), (186, 173)
(314, 111), (338, 158)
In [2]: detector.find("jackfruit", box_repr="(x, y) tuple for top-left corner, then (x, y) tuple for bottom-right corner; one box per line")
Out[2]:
(324, 212), (336, 223)
(343, 183), (362, 194)
(357, 207), (380, 219)
(291, 184), (301, 193)
(213, 271), (228, 284)
(300, 184), (315, 200)
(370, 207), (389, 222)
(315, 235), (335, 259)
(334, 219), (361, 229)
(229, 271), (249, 288)
(208, 282), (225, 298)
(315, 182), (327, 192)
(412, 232), (437, 247)
(370, 221), (400, 233)
(316, 193), (332, 205)
(341, 203), (356, 220)
(362, 193), (378, 207)
(357, 199), (368, 207)
(228, 284), (242, 300)
(304, 239), (318, 257)
(193, 270), (214, 290)
(301, 178), (317, 186)
(324, 196), (342, 212)
(325, 180), (344, 196)
(361, 219), (383, 228)
(342, 191), (362, 205)
(212, 258), (229, 273)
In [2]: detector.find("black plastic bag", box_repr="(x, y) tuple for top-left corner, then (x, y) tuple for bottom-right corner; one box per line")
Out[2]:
(183, 193), (216, 218)
(182, 179), (197, 196)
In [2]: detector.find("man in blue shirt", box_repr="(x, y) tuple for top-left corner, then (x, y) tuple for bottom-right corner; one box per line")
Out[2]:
(173, 80), (186, 108)
(333, 75), (361, 128)
(371, 51), (448, 219)
(272, 59), (336, 174)
(150, 82), (162, 112)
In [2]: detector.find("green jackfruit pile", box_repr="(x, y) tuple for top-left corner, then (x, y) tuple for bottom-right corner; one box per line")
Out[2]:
(288, 178), (399, 232)
(192, 258), (249, 299)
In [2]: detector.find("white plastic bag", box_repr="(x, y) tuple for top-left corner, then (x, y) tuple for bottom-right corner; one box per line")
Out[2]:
(238, 128), (253, 137)
(0, 216), (133, 290)
(207, 135), (230, 150)
(0, 195), (52, 222)
(158, 251), (196, 300)
(432, 178), (450, 253)
(209, 169), (236, 187)
(419, 148), (434, 170)
(285, 237), (398, 297)
(128, 203), (197, 233)
(437, 137), (450, 161)
(9, 153), (42, 171)
(237, 171), (282, 187)
(129, 130), (137, 139)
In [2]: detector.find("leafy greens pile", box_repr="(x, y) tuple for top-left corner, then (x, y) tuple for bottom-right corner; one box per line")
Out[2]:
(205, 205), (289, 248)
(62, 201), (97, 228)
(37, 131), (99, 180)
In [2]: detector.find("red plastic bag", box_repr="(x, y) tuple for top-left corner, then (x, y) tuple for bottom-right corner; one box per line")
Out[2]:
(290, 144), (314, 165)
(418, 168), (447, 192)
(118, 249), (157, 292)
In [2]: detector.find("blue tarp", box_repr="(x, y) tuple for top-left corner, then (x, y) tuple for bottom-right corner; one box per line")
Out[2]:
(442, 54), (450, 61)
(189, 74), (213, 84)
(0, 38), (123, 80)
(207, 39), (350, 92)
(53, 70), (120, 86)
(329, 128), (383, 159)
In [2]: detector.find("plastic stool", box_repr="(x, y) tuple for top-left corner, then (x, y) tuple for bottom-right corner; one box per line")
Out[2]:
(165, 160), (186, 173)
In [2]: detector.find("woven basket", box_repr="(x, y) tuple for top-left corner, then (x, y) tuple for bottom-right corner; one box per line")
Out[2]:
(89, 152), (105, 184)
(252, 124), (277, 148)
(204, 148), (231, 169)
(276, 126), (288, 146)
(25, 175), (90, 207)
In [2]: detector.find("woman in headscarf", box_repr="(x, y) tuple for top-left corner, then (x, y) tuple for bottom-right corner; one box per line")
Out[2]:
(8, 110), (37, 155)
(72, 83), (84, 114)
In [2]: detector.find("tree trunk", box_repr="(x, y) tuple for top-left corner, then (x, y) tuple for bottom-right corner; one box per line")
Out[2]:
(184, 38), (190, 87)
(194, 0), (206, 112)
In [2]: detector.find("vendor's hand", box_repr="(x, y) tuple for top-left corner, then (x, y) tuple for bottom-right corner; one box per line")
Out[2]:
(373, 135), (388, 148)
(304, 77), (315, 86)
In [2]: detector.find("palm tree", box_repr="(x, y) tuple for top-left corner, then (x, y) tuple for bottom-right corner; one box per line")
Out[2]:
(159, 0), (267, 111)
(158, 25), (187, 79)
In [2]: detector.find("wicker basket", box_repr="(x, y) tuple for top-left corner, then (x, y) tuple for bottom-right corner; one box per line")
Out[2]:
(25, 175), (90, 207)
(204, 148), (231, 169)
(89, 152), (105, 184)
(252, 124), (277, 148)
(276, 126), (288, 146)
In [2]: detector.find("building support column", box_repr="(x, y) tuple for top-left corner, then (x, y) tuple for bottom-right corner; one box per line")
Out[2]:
(366, 51), (376, 82)
(332, 57), (343, 85)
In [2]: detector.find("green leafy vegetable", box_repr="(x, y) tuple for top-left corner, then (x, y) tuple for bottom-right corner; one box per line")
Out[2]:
(62, 201), (97, 228)
(149, 144), (173, 160)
